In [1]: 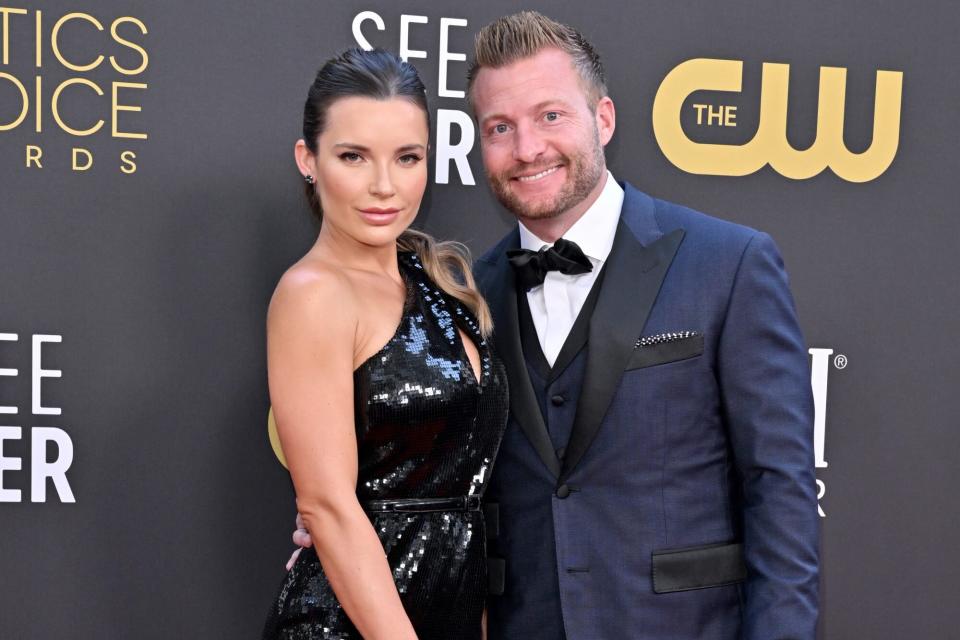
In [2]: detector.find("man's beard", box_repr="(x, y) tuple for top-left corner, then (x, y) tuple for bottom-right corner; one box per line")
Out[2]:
(487, 132), (605, 222)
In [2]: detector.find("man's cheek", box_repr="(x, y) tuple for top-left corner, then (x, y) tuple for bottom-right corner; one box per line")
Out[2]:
(479, 150), (500, 178)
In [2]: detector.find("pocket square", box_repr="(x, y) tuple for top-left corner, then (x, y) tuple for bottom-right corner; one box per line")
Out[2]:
(635, 330), (702, 349)
(627, 331), (704, 370)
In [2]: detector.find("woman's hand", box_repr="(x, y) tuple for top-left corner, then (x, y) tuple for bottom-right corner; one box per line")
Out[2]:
(285, 512), (314, 571)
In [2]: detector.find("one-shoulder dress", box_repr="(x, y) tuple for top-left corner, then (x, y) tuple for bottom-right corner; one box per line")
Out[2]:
(263, 251), (508, 640)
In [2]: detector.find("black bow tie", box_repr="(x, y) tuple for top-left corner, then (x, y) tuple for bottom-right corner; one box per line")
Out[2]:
(507, 238), (593, 291)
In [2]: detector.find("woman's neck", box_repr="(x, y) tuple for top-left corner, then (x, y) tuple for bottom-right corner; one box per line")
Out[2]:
(312, 225), (401, 279)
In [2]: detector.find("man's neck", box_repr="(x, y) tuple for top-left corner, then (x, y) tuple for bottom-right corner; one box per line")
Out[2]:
(519, 171), (609, 243)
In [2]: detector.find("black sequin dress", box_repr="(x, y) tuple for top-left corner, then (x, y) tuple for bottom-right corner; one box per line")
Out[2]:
(263, 251), (508, 640)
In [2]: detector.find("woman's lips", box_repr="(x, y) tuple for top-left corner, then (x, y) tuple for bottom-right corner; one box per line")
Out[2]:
(358, 207), (402, 225)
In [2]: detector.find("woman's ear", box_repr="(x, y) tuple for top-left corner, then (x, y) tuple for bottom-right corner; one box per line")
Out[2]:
(294, 139), (316, 179)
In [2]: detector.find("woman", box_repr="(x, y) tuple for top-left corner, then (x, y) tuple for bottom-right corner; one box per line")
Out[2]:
(261, 48), (507, 640)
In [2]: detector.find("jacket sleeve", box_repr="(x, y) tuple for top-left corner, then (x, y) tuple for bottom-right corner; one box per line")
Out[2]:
(716, 231), (820, 639)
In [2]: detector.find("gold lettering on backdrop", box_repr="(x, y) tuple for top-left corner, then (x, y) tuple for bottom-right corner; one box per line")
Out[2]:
(652, 58), (904, 183)
(33, 9), (40, 67)
(1, 7), (28, 64)
(51, 12), (104, 72)
(109, 17), (148, 75)
(0, 71), (28, 129)
(72, 147), (92, 170)
(0, 8), (148, 172)
(33, 74), (39, 131)
(25, 143), (41, 167)
(119, 149), (136, 173)
(51, 78), (104, 136)
(111, 81), (147, 139)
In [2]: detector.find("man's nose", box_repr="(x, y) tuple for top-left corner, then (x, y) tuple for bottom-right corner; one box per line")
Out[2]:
(512, 123), (546, 164)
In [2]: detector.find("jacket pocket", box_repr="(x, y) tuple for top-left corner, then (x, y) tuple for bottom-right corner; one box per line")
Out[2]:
(626, 333), (704, 370)
(651, 541), (745, 594)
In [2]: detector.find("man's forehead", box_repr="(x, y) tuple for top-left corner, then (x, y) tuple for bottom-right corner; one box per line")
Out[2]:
(473, 48), (578, 88)
(472, 50), (585, 119)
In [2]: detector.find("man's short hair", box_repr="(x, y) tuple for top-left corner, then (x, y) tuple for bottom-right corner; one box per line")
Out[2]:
(466, 11), (607, 107)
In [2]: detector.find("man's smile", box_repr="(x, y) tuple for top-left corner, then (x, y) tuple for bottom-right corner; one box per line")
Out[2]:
(514, 165), (563, 182)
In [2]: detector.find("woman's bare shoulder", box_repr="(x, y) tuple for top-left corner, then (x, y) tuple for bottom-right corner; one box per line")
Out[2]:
(268, 258), (358, 334)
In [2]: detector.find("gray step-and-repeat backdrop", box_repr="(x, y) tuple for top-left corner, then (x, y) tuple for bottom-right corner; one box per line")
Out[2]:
(1, 1), (957, 637)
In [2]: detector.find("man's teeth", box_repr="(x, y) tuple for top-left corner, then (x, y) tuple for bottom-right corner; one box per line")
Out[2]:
(517, 166), (560, 182)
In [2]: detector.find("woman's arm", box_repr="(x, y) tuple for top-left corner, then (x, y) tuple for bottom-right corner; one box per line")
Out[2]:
(268, 268), (417, 640)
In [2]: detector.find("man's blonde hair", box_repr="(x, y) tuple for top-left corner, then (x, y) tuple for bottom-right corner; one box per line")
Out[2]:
(466, 11), (607, 106)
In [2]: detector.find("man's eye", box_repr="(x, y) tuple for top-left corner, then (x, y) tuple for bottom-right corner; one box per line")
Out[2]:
(545, 112), (559, 122)
(493, 123), (509, 134)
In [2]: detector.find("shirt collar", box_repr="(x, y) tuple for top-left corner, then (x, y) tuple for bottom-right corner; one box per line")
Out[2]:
(517, 170), (624, 263)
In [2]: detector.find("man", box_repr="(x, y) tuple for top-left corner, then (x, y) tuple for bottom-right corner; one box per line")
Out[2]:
(295, 11), (819, 639)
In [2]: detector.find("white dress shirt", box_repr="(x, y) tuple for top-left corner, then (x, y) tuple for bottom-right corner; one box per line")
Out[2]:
(517, 171), (624, 366)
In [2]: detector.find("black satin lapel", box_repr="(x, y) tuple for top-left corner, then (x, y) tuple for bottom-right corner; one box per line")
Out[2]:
(486, 253), (562, 478)
(516, 288), (552, 381)
(560, 225), (686, 481)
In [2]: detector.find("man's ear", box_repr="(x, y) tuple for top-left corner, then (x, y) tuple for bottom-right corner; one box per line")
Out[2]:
(595, 96), (616, 146)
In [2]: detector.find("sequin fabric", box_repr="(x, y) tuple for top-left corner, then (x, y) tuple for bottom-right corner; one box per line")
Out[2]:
(263, 252), (508, 640)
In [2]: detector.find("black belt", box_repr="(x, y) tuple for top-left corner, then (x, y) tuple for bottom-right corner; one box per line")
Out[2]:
(362, 495), (482, 513)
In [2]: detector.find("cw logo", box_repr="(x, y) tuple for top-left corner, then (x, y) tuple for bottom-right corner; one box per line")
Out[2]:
(267, 407), (287, 468)
(652, 58), (904, 183)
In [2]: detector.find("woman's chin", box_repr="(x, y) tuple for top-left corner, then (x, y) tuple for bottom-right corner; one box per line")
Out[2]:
(357, 224), (412, 248)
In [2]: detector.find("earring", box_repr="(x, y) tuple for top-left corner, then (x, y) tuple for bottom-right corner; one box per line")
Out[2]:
(304, 174), (315, 184)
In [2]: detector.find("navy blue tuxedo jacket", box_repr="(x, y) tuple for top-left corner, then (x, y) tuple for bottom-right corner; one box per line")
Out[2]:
(474, 183), (819, 639)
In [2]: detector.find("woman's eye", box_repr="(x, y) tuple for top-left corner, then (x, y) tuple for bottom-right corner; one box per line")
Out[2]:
(339, 152), (362, 163)
(398, 154), (423, 165)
